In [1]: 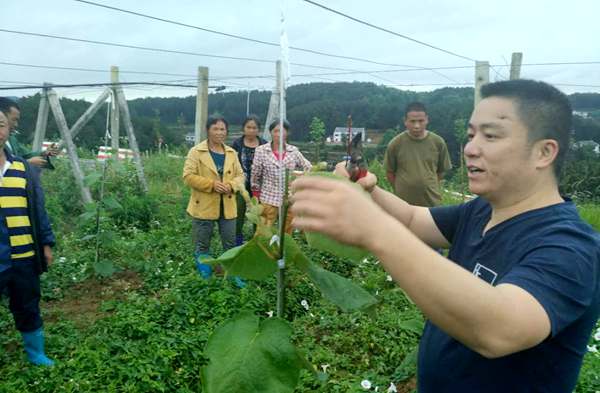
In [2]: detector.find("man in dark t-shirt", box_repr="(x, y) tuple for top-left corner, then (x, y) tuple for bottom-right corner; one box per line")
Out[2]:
(290, 80), (600, 392)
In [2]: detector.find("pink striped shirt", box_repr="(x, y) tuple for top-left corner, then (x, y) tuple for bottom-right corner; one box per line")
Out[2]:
(250, 143), (312, 207)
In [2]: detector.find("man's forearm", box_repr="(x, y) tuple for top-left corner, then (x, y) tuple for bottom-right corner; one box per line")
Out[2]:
(367, 218), (550, 358)
(370, 186), (414, 227)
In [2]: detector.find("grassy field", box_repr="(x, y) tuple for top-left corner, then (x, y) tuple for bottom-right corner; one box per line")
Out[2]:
(0, 154), (598, 392)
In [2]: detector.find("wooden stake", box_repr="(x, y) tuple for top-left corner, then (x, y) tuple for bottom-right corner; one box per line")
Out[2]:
(47, 89), (93, 204)
(32, 84), (50, 152)
(115, 87), (148, 192)
(510, 52), (523, 80)
(474, 61), (490, 107)
(194, 66), (209, 144)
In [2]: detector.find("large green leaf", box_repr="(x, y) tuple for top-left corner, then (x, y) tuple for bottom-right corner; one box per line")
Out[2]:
(202, 311), (306, 393)
(284, 235), (377, 312)
(305, 231), (369, 263)
(212, 237), (278, 280)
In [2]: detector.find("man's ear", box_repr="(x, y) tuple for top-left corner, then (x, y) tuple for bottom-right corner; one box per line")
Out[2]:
(535, 139), (559, 170)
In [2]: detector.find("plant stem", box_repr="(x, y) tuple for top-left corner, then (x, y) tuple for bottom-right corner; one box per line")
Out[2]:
(276, 169), (290, 318)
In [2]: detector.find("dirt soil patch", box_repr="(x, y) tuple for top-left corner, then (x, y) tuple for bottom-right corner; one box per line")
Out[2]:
(45, 270), (142, 328)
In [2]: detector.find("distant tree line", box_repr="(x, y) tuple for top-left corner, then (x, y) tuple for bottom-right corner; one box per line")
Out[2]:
(11, 82), (600, 168)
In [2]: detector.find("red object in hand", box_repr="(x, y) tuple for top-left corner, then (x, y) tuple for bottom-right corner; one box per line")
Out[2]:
(252, 190), (261, 199)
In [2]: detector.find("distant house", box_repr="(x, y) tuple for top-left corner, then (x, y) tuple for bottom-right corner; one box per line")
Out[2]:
(331, 127), (366, 143)
(185, 133), (195, 145)
(574, 110), (591, 119)
(572, 140), (600, 155)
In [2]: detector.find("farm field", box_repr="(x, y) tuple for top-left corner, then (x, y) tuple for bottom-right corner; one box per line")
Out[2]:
(1, 154), (599, 393)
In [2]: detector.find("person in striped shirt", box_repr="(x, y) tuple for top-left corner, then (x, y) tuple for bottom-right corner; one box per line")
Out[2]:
(251, 119), (311, 234)
(0, 109), (56, 366)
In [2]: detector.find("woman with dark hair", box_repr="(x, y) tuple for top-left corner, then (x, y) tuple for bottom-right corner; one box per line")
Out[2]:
(251, 118), (311, 234)
(231, 115), (267, 245)
(183, 116), (244, 279)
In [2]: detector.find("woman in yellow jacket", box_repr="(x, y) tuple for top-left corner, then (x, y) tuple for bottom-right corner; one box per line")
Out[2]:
(183, 116), (244, 279)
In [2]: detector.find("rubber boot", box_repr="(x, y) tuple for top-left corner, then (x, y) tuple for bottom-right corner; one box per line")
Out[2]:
(194, 252), (213, 279)
(21, 328), (54, 366)
(232, 276), (246, 288)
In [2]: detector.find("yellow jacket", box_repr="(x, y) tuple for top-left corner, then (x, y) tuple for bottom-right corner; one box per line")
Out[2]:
(183, 140), (245, 220)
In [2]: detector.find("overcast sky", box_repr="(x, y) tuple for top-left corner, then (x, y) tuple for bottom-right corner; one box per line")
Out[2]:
(1, 0), (599, 101)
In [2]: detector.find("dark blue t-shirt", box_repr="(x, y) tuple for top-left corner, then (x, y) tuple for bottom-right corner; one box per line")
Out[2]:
(420, 197), (600, 393)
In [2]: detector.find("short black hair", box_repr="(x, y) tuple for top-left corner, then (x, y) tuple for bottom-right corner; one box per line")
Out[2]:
(269, 118), (290, 132)
(481, 79), (572, 178)
(0, 97), (20, 117)
(242, 114), (261, 129)
(404, 102), (427, 117)
(206, 115), (228, 130)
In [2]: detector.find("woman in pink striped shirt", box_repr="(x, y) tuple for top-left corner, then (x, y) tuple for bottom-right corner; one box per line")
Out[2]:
(250, 119), (311, 233)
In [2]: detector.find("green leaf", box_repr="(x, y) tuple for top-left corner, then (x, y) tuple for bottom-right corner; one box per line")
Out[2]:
(84, 172), (102, 187)
(397, 317), (425, 336)
(78, 211), (96, 223)
(102, 195), (123, 211)
(214, 237), (278, 280)
(80, 234), (96, 242)
(305, 232), (369, 263)
(97, 230), (117, 244)
(202, 311), (306, 393)
(304, 260), (377, 312)
(93, 259), (115, 278)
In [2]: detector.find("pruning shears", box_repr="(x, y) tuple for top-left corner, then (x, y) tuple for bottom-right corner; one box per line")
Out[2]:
(344, 115), (368, 182)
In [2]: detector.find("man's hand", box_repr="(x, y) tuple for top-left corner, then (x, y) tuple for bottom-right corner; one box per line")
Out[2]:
(43, 245), (53, 267)
(28, 156), (47, 168)
(290, 176), (388, 249)
(334, 161), (377, 193)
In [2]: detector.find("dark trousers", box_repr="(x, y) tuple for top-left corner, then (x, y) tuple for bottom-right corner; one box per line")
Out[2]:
(0, 261), (42, 333)
(192, 217), (236, 255)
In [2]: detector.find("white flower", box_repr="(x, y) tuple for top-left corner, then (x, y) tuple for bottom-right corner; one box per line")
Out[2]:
(587, 345), (598, 353)
(266, 311), (274, 318)
(300, 299), (309, 310)
(58, 257), (66, 263)
(594, 331), (600, 341)
(320, 364), (329, 373)
(387, 382), (398, 393)
(386, 275), (393, 282)
(361, 379), (372, 390)
(362, 258), (369, 264)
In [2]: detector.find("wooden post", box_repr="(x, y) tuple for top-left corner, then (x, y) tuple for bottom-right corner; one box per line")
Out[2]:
(115, 87), (148, 192)
(56, 88), (111, 151)
(47, 89), (93, 204)
(263, 61), (282, 142)
(110, 66), (121, 154)
(474, 61), (490, 107)
(32, 84), (50, 152)
(510, 52), (523, 80)
(194, 66), (209, 144)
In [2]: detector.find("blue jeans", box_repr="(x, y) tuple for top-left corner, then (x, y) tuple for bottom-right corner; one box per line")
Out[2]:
(192, 217), (236, 255)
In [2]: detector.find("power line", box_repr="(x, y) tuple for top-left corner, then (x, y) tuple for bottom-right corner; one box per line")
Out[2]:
(3, 59), (599, 87)
(302, 0), (476, 62)
(0, 28), (420, 75)
(73, 0), (457, 70)
(0, 61), (196, 78)
(0, 81), (227, 91)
